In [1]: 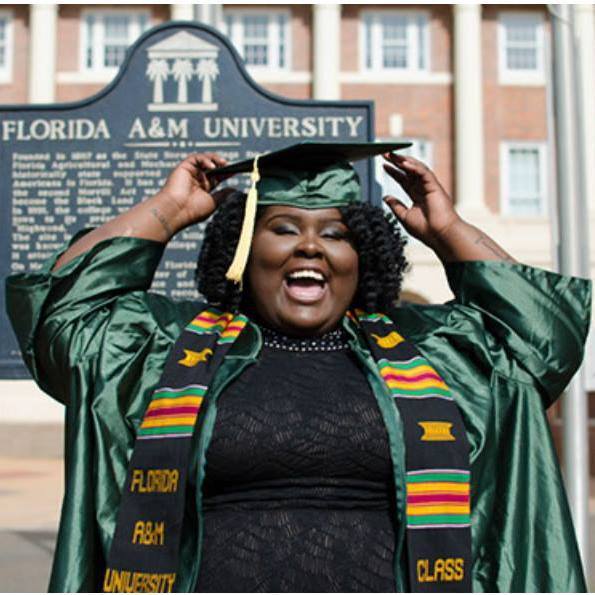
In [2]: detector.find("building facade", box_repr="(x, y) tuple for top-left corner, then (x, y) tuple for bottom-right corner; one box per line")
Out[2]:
(1, 4), (594, 463)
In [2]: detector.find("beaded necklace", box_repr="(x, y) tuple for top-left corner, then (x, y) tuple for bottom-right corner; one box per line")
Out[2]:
(260, 325), (349, 352)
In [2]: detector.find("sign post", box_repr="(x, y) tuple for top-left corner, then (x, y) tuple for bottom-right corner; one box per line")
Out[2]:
(549, 4), (591, 571)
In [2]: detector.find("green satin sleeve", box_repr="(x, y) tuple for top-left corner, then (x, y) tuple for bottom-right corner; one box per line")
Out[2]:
(444, 260), (592, 408)
(5, 232), (167, 403)
(390, 261), (591, 591)
(5, 234), (206, 592)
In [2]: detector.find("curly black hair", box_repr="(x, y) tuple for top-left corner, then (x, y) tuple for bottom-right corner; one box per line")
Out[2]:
(196, 192), (409, 313)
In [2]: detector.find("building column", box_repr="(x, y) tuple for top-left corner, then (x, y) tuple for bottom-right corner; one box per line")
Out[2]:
(312, 4), (341, 100)
(28, 4), (57, 104)
(170, 4), (194, 21)
(575, 4), (595, 217)
(197, 4), (223, 28)
(453, 5), (486, 212)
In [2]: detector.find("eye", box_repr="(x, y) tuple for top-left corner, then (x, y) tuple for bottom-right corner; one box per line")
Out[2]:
(321, 227), (349, 240)
(272, 223), (299, 235)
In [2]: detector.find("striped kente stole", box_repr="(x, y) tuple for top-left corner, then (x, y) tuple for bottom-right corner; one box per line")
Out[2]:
(103, 308), (246, 593)
(354, 310), (472, 592)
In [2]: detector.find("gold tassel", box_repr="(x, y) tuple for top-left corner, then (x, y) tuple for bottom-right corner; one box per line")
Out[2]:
(225, 155), (260, 285)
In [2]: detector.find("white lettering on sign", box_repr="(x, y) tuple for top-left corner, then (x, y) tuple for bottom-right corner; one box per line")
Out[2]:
(2, 119), (111, 142)
(203, 115), (364, 139)
(128, 117), (189, 140)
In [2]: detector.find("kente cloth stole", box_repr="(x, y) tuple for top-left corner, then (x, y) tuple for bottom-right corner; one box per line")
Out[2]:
(103, 308), (471, 593)
(102, 309), (247, 594)
(353, 310), (472, 592)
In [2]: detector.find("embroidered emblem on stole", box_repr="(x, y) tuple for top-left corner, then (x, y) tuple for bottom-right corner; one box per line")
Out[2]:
(178, 348), (214, 367)
(418, 421), (456, 441)
(371, 330), (405, 348)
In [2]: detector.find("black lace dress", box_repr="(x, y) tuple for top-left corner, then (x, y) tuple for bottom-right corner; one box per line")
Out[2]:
(194, 327), (398, 593)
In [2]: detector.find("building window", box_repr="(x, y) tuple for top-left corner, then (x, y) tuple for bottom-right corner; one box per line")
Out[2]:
(499, 12), (545, 84)
(0, 10), (13, 83)
(81, 10), (150, 73)
(223, 10), (290, 70)
(501, 143), (547, 216)
(361, 11), (429, 73)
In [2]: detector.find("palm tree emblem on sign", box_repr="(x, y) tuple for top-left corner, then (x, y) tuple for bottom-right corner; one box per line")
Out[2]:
(196, 59), (219, 105)
(172, 59), (194, 103)
(146, 59), (169, 104)
(146, 31), (220, 112)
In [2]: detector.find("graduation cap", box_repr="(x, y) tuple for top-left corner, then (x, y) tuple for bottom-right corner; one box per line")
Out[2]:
(207, 140), (412, 284)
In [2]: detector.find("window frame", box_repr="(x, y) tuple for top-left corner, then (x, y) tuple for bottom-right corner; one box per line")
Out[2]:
(79, 8), (151, 75)
(498, 11), (546, 85)
(500, 141), (548, 217)
(359, 10), (430, 74)
(222, 8), (292, 72)
(0, 9), (14, 84)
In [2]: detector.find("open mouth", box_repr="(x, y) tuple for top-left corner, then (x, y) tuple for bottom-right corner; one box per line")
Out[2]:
(283, 269), (328, 303)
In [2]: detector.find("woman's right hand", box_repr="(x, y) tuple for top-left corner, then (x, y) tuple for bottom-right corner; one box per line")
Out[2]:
(157, 152), (236, 229)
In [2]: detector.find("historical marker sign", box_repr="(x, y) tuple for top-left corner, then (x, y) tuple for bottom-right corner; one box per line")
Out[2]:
(0, 22), (377, 379)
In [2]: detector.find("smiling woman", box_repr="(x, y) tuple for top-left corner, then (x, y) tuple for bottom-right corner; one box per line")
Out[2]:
(5, 143), (592, 593)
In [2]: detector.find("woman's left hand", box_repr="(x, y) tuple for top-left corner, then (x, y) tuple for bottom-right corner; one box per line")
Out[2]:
(382, 152), (516, 263)
(382, 153), (461, 251)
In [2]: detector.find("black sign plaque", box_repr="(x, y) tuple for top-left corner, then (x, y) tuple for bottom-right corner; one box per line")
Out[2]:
(0, 22), (377, 379)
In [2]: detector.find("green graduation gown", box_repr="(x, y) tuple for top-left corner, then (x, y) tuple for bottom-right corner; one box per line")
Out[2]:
(5, 234), (592, 592)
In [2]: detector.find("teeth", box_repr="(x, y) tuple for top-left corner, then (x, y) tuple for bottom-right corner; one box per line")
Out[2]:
(288, 270), (325, 282)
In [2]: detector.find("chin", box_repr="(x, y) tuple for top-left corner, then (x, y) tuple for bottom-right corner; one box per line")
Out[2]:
(277, 308), (341, 337)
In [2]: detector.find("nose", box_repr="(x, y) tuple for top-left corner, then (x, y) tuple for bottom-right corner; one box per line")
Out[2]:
(294, 230), (323, 259)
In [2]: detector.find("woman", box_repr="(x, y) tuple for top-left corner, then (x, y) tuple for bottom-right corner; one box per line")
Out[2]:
(6, 146), (591, 593)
